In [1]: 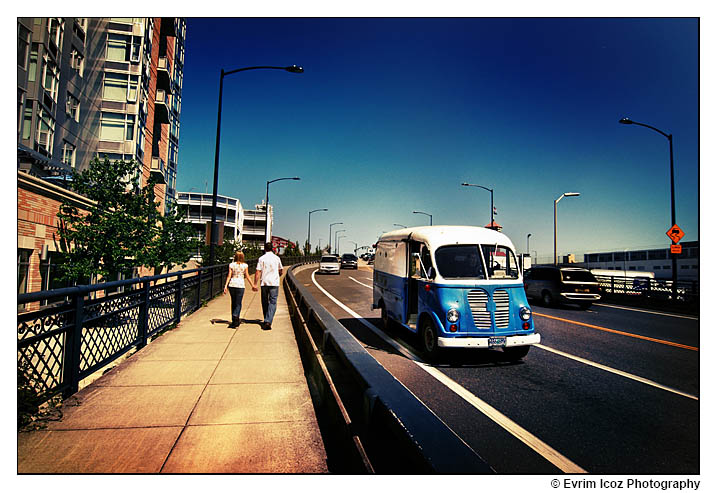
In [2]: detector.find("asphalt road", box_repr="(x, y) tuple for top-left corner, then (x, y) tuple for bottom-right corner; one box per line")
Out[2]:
(296, 263), (700, 474)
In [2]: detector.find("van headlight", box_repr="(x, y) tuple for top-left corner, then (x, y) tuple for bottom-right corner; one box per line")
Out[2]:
(447, 308), (460, 323)
(519, 307), (532, 321)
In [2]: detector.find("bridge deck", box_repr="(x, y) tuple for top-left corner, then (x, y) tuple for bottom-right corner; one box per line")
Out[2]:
(18, 278), (328, 473)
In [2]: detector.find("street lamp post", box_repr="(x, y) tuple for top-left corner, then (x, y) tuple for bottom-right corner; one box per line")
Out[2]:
(461, 183), (494, 229)
(264, 177), (301, 244)
(348, 241), (357, 254)
(328, 222), (343, 254)
(527, 233), (532, 256)
(337, 235), (346, 254)
(554, 192), (580, 265)
(412, 211), (433, 226)
(307, 208), (328, 254)
(208, 64), (303, 265)
(334, 229), (346, 254)
(619, 117), (678, 297)
(393, 223), (407, 229)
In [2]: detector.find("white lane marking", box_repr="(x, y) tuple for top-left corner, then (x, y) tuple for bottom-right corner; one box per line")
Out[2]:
(311, 269), (586, 473)
(593, 303), (698, 321)
(535, 344), (698, 401)
(349, 276), (373, 289)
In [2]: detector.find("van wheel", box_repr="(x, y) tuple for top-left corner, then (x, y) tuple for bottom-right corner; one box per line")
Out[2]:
(420, 318), (440, 360)
(541, 290), (554, 307)
(503, 345), (530, 361)
(380, 302), (392, 330)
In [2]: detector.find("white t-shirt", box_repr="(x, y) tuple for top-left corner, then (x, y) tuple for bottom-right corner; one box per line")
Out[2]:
(228, 262), (248, 288)
(256, 252), (283, 286)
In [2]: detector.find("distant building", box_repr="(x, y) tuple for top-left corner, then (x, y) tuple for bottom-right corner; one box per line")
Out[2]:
(242, 202), (274, 246)
(584, 241), (698, 281)
(175, 192), (242, 245)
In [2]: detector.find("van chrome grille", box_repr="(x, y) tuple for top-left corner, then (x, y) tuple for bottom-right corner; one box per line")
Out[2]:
(467, 289), (492, 329)
(493, 289), (510, 328)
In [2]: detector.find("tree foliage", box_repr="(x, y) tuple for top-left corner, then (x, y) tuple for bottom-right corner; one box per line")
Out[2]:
(56, 157), (199, 282)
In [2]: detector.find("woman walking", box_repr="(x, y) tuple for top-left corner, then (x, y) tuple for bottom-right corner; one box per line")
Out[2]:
(223, 251), (256, 328)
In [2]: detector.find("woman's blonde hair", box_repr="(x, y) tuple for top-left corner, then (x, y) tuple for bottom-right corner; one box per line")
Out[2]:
(234, 251), (245, 263)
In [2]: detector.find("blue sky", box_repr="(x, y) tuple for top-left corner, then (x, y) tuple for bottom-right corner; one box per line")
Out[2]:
(176, 17), (699, 259)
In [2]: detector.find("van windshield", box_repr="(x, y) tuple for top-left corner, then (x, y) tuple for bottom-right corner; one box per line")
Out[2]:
(434, 245), (486, 279)
(434, 244), (520, 280)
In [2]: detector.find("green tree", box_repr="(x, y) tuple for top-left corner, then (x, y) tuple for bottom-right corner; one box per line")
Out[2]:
(56, 157), (197, 282)
(197, 238), (243, 266)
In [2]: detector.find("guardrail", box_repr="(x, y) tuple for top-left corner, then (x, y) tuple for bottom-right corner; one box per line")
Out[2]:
(284, 262), (493, 474)
(17, 256), (319, 407)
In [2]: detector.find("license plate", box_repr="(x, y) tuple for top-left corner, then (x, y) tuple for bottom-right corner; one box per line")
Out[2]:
(488, 336), (506, 347)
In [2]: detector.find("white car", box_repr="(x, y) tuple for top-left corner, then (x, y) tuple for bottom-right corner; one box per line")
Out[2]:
(319, 255), (341, 275)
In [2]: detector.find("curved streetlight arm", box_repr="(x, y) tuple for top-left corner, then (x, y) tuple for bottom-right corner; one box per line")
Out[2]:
(307, 208), (328, 253)
(462, 182), (495, 228)
(224, 65), (304, 77)
(619, 118), (670, 139)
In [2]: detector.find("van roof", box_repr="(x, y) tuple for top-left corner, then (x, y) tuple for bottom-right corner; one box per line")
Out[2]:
(377, 225), (516, 251)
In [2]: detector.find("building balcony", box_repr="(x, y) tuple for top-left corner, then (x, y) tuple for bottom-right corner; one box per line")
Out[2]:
(154, 88), (170, 124)
(157, 56), (172, 92)
(150, 156), (166, 184)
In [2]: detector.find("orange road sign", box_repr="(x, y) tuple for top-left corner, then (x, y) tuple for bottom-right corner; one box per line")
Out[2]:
(666, 224), (685, 243)
(671, 244), (682, 254)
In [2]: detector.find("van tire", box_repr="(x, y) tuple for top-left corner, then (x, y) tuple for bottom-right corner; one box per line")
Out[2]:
(541, 290), (554, 307)
(503, 345), (530, 361)
(380, 301), (393, 330)
(420, 318), (440, 360)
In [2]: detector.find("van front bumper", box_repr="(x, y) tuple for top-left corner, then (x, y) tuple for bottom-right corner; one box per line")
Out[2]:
(438, 332), (541, 348)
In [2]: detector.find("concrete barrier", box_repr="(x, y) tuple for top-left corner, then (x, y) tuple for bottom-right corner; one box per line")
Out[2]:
(285, 262), (493, 474)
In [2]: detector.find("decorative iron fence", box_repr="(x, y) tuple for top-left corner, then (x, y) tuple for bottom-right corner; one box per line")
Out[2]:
(593, 275), (698, 312)
(17, 256), (318, 405)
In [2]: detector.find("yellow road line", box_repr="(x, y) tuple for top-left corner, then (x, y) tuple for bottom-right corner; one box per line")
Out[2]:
(534, 313), (698, 351)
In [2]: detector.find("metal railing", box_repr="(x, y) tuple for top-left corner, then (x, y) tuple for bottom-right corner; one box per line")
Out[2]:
(285, 262), (493, 473)
(593, 275), (698, 312)
(17, 256), (319, 405)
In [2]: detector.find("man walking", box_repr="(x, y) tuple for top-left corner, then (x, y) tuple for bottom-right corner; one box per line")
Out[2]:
(254, 242), (283, 330)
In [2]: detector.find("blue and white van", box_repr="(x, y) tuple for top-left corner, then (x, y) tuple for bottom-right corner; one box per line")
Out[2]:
(372, 226), (540, 360)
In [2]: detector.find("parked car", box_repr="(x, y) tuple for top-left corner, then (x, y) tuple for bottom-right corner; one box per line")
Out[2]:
(341, 253), (358, 269)
(319, 255), (341, 275)
(524, 266), (601, 309)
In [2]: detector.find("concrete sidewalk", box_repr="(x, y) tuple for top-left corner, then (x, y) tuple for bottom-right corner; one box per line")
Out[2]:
(17, 279), (328, 473)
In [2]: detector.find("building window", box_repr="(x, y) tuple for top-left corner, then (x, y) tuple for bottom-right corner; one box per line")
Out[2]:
(47, 18), (64, 52)
(70, 47), (84, 77)
(36, 108), (55, 155)
(18, 24), (31, 68)
(107, 33), (130, 61)
(100, 112), (135, 141)
(22, 106), (33, 140)
(648, 249), (667, 260)
(18, 248), (32, 295)
(66, 92), (80, 122)
(40, 252), (69, 293)
(42, 57), (60, 104)
(107, 33), (141, 63)
(73, 18), (86, 42)
(62, 141), (76, 167)
(28, 44), (39, 82)
(629, 251), (647, 261)
(103, 72), (139, 102)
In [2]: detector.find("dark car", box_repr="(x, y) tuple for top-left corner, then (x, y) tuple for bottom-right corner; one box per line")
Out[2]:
(341, 253), (358, 269)
(524, 266), (601, 309)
